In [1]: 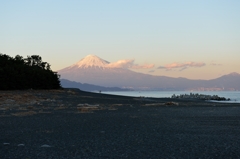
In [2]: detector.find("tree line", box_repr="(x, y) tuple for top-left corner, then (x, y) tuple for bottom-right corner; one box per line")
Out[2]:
(0, 53), (61, 90)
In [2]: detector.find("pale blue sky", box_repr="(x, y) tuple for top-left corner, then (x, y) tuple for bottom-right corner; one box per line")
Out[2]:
(1, 0), (239, 79)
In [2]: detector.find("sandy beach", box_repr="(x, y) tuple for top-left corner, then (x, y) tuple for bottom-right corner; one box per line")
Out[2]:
(1, 89), (240, 158)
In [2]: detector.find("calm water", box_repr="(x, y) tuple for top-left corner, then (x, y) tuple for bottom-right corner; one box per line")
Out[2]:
(98, 91), (240, 103)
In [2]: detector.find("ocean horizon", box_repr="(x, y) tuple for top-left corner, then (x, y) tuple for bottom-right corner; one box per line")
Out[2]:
(95, 90), (240, 103)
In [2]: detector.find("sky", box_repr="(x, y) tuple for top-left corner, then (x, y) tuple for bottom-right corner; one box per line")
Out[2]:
(1, 0), (240, 80)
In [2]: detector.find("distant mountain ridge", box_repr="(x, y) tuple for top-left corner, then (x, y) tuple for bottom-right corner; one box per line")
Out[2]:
(58, 55), (240, 91)
(60, 79), (131, 91)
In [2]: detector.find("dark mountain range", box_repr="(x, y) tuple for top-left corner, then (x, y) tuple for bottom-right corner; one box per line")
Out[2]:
(58, 55), (240, 91)
(60, 79), (131, 91)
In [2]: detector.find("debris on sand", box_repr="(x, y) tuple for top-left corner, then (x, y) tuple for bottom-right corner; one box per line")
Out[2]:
(41, 144), (52, 148)
(11, 111), (37, 117)
(77, 103), (100, 113)
(18, 144), (25, 147)
(164, 102), (179, 106)
(77, 103), (99, 107)
(144, 103), (164, 106)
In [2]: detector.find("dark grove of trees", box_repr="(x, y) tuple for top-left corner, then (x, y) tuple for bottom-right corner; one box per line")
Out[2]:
(0, 53), (61, 90)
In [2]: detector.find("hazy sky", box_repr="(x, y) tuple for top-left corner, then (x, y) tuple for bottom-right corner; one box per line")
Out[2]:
(1, 0), (239, 80)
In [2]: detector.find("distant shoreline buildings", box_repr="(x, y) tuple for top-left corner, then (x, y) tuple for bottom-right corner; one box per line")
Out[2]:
(171, 93), (230, 101)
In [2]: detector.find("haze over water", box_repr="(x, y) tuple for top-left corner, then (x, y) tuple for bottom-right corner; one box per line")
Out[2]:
(101, 91), (240, 103)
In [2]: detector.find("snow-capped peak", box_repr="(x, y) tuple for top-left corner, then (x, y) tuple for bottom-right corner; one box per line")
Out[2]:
(72, 55), (110, 68)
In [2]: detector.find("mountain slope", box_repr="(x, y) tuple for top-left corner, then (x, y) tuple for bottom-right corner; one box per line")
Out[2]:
(60, 79), (130, 91)
(206, 72), (240, 90)
(61, 55), (110, 70)
(58, 55), (240, 91)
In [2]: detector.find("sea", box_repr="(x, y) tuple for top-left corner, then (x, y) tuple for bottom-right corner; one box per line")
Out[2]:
(96, 91), (240, 103)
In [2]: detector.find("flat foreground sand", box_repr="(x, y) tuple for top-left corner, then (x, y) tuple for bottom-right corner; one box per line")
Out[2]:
(1, 89), (240, 158)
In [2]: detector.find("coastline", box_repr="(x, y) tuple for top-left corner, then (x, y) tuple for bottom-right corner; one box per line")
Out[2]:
(101, 90), (240, 103)
(1, 89), (240, 158)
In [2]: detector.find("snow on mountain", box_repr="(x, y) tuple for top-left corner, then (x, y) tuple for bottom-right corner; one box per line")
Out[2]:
(65, 55), (110, 69)
(58, 55), (240, 91)
(58, 55), (158, 89)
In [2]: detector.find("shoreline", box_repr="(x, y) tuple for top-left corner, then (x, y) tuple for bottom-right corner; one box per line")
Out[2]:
(1, 89), (240, 158)
(100, 90), (240, 103)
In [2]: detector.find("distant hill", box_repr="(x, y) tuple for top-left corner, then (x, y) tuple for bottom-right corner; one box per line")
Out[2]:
(58, 55), (240, 91)
(197, 72), (240, 91)
(60, 79), (131, 91)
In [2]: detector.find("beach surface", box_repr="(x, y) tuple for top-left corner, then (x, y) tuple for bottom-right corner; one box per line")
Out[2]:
(1, 89), (240, 158)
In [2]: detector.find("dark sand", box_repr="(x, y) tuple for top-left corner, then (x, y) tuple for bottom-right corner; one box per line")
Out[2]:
(1, 89), (240, 159)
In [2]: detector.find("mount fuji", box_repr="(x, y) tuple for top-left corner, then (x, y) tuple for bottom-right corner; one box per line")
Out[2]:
(58, 55), (154, 89)
(58, 55), (240, 91)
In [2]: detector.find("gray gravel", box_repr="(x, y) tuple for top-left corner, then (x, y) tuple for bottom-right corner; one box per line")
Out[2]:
(1, 89), (240, 158)
(1, 105), (240, 159)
